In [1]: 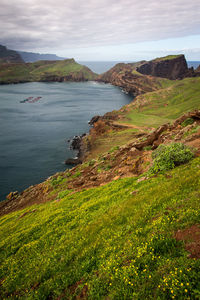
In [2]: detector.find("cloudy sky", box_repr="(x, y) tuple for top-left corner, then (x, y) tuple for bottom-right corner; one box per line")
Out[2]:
(1, 0), (200, 60)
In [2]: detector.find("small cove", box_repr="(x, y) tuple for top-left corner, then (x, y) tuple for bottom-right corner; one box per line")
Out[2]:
(0, 81), (132, 201)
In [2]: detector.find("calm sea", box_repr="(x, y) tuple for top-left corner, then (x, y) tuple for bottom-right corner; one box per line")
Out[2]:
(0, 81), (132, 201)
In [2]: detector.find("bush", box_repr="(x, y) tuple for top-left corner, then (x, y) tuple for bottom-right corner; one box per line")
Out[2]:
(149, 143), (194, 174)
(181, 117), (194, 127)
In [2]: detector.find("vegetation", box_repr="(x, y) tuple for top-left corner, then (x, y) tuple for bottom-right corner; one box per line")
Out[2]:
(149, 143), (194, 174)
(152, 55), (182, 62)
(0, 157), (200, 299)
(0, 55), (200, 299)
(181, 118), (194, 127)
(0, 59), (97, 83)
(121, 77), (200, 129)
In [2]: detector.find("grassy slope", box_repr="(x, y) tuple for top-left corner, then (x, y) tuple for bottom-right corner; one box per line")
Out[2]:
(85, 77), (200, 160)
(0, 59), (97, 83)
(0, 157), (200, 299)
(0, 64), (31, 82)
(152, 55), (182, 62)
(120, 77), (200, 128)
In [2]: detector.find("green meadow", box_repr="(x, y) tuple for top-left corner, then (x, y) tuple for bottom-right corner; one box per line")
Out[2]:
(0, 59), (97, 83)
(121, 77), (200, 128)
(0, 157), (200, 299)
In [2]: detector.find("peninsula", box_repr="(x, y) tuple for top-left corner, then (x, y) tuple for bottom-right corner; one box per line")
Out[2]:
(0, 54), (200, 299)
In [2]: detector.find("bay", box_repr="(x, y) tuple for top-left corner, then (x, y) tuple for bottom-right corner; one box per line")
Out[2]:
(0, 81), (132, 201)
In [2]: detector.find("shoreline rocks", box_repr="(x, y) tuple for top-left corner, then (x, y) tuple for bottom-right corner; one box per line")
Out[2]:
(65, 133), (87, 165)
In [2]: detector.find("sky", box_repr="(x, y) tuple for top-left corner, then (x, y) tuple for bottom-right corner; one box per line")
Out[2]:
(0, 0), (200, 61)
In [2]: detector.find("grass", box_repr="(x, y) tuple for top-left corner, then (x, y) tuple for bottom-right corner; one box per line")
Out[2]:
(0, 157), (200, 299)
(0, 59), (97, 83)
(85, 128), (139, 161)
(152, 55), (183, 62)
(120, 77), (200, 128)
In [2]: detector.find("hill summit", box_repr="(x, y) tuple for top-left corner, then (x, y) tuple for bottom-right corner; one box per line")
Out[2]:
(0, 44), (24, 63)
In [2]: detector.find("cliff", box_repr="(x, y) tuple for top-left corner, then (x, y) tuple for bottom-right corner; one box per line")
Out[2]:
(98, 55), (198, 97)
(0, 44), (24, 63)
(136, 54), (192, 79)
(98, 61), (169, 96)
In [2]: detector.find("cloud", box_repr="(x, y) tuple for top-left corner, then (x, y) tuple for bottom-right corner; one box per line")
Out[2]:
(0, 0), (200, 54)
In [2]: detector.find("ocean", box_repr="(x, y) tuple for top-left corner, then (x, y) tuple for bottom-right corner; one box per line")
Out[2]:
(0, 81), (132, 201)
(1, 59), (199, 201)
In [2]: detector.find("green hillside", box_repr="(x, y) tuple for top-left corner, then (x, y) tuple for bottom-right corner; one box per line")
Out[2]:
(152, 55), (183, 62)
(120, 77), (200, 128)
(0, 59), (97, 84)
(0, 157), (200, 299)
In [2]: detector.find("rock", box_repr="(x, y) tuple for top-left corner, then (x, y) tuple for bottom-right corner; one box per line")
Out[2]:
(6, 191), (19, 201)
(129, 147), (140, 155)
(65, 158), (81, 165)
(70, 134), (86, 150)
(131, 190), (138, 195)
(136, 55), (191, 80)
(137, 176), (147, 182)
(88, 115), (101, 125)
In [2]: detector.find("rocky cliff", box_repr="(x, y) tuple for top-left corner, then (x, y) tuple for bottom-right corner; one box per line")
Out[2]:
(0, 45), (24, 63)
(98, 61), (169, 96)
(136, 54), (192, 79)
(98, 55), (197, 96)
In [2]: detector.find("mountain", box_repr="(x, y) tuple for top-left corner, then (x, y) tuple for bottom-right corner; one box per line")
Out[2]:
(98, 54), (198, 96)
(0, 44), (24, 63)
(17, 50), (66, 62)
(0, 59), (97, 84)
(136, 54), (193, 79)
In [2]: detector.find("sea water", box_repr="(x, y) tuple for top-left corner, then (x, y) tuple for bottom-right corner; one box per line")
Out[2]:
(0, 81), (132, 200)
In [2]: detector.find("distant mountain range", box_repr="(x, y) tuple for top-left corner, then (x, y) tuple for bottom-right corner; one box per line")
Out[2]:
(17, 51), (66, 62)
(0, 44), (66, 63)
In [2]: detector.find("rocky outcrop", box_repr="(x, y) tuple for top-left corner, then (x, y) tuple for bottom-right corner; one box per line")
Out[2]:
(196, 65), (200, 72)
(1, 109), (200, 217)
(65, 134), (87, 165)
(0, 45), (24, 63)
(98, 55), (197, 95)
(98, 62), (164, 97)
(136, 55), (192, 80)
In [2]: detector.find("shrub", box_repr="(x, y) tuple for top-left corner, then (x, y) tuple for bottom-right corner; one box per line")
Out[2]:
(181, 117), (194, 127)
(149, 143), (194, 174)
(51, 176), (66, 187)
(88, 159), (96, 166)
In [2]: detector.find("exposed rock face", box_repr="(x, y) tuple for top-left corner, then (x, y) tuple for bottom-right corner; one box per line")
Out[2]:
(65, 134), (87, 165)
(136, 55), (191, 80)
(0, 45), (24, 63)
(196, 65), (200, 72)
(39, 72), (91, 82)
(98, 55), (198, 96)
(98, 62), (163, 97)
(194, 65), (200, 77)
